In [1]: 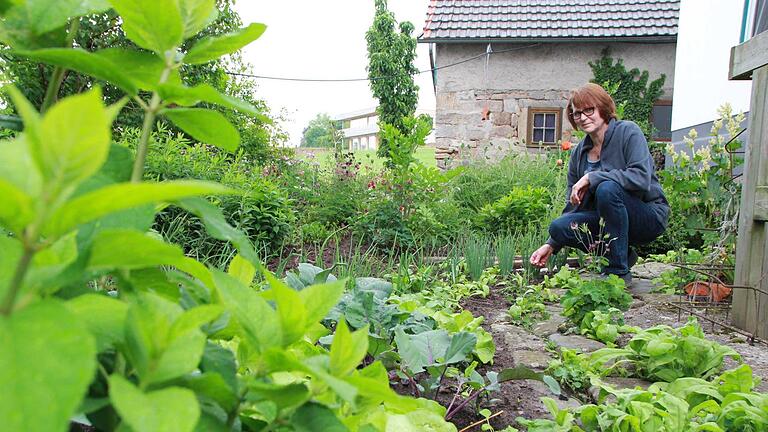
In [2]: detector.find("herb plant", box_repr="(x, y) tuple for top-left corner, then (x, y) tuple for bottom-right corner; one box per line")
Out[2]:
(589, 317), (741, 382)
(560, 276), (633, 327)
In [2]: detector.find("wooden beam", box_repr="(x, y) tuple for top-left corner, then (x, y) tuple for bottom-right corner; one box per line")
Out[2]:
(733, 66), (768, 336)
(730, 30), (768, 80)
(757, 186), (768, 222)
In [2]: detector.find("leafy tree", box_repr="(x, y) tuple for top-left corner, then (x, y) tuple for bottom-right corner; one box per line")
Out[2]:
(0, 0), (288, 163)
(300, 113), (342, 148)
(365, 0), (419, 158)
(589, 49), (665, 141)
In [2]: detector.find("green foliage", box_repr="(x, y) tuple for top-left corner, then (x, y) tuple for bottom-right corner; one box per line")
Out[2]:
(495, 233), (516, 276)
(658, 104), (744, 251)
(589, 49), (666, 140)
(507, 289), (549, 329)
(477, 186), (549, 233)
(464, 236), (494, 281)
(579, 308), (638, 346)
(366, 0), (419, 158)
(589, 318), (741, 382)
(547, 348), (598, 395)
(515, 397), (580, 432)
(0, 3), (459, 431)
(142, 127), (295, 260)
(523, 363), (768, 432)
(301, 112), (342, 148)
(560, 276), (632, 327)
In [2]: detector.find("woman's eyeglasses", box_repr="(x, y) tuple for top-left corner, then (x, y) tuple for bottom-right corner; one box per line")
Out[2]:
(570, 106), (595, 120)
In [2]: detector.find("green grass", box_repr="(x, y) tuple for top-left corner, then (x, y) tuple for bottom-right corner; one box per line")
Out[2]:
(296, 147), (436, 170)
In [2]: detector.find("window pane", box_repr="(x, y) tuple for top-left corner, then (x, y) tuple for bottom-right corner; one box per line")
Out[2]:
(544, 129), (555, 143)
(533, 129), (543, 142)
(533, 113), (544, 127)
(545, 113), (556, 127)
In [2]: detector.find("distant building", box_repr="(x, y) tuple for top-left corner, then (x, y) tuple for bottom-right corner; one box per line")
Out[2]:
(332, 108), (379, 151)
(332, 107), (436, 151)
(419, 0), (680, 169)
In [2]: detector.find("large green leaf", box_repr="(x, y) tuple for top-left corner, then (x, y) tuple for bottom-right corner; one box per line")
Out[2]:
(87, 229), (212, 287)
(109, 0), (184, 54)
(23, 0), (109, 35)
(0, 137), (42, 196)
(96, 47), (180, 90)
(298, 278), (346, 324)
(245, 381), (311, 412)
(201, 342), (237, 391)
(43, 180), (233, 237)
(158, 83), (268, 118)
(178, 0), (216, 38)
(175, 197), (258, 266)
(0, 178), (34, 233)
(264, 272), (307, 346)
(330, 319), (369, 377)
(109, 375), (199, 432)
(37, 87), (111, 189)
(394, 329), (451, 374)
(66, 294), (128, 352)
(184, 22), (266, 64)
(13, 48), (139, 94)
(443, 332), (477, 364)
(0, 5), (66, 50)
(212, 270), (281, 352)
(292, 402), (348, 432)
(4, 87), (110, 206)
(145, 327), (206, 385)
(162, 108), (240, 152)
(0, 300), (96, 432)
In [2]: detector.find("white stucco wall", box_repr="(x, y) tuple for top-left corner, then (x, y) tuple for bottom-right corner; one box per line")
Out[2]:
(432, 41), (676, 167)
(436, 42), (676, 98)
(671, 0), (752, 131)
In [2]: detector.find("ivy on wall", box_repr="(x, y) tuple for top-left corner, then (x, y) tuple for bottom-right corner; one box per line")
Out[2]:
(589, 49), (666, 141)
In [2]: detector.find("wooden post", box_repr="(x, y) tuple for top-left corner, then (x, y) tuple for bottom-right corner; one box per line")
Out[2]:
(730, 30), (768, 337)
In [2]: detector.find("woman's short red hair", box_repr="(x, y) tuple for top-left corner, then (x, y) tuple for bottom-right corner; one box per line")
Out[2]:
(566, 83), (617, 130)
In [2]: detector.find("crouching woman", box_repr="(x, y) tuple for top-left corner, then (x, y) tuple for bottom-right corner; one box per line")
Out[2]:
(529, 83), (670, 284)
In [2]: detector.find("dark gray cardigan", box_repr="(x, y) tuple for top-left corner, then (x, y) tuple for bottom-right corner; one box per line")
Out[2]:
(546, 119), (670, 251)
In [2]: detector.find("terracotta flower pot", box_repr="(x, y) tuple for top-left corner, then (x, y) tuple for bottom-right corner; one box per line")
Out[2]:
(684, 281), (732, 303)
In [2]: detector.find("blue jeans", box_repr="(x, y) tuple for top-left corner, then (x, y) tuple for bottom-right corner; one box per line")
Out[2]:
(548, 181), (667, 275)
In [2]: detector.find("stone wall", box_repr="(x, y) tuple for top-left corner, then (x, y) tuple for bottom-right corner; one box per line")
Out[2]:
(433, 41), (677, 169)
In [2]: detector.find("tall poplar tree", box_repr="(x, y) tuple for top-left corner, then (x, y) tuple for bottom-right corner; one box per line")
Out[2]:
(365, 0), (419, 159)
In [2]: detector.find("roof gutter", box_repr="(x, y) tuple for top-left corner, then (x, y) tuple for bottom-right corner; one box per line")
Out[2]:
(417, 36), (678, 44)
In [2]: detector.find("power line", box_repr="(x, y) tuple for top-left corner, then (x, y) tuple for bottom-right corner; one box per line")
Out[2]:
(225, 43), (540, 83)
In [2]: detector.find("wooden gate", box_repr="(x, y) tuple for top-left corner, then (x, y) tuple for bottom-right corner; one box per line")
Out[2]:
(730, 30), (768, 338)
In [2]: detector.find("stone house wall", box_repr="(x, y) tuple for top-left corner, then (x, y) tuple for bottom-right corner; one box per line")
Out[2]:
(433, 42), (677, 168)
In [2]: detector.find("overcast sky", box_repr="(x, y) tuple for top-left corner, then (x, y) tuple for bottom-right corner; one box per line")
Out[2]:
(235, 1), (435, 147)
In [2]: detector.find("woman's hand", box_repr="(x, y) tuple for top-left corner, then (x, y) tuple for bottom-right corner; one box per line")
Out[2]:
(570, 174), (590, 206)
(529, 244), (554, 268)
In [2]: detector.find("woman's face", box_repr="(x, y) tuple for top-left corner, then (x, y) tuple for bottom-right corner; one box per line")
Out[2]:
(571, 104), (606, 135)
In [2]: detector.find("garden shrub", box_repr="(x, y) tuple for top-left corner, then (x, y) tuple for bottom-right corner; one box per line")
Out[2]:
(221, 178), (295, 248)
(139, 126), (296, 256)
(477, 186), (549, 233)
(306, 173), (368, 227)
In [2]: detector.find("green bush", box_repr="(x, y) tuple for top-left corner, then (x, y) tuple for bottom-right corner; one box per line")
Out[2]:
(137, 126), (295, 256)
(477, 186), (549, 233)
(222, 179), (295, 248)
